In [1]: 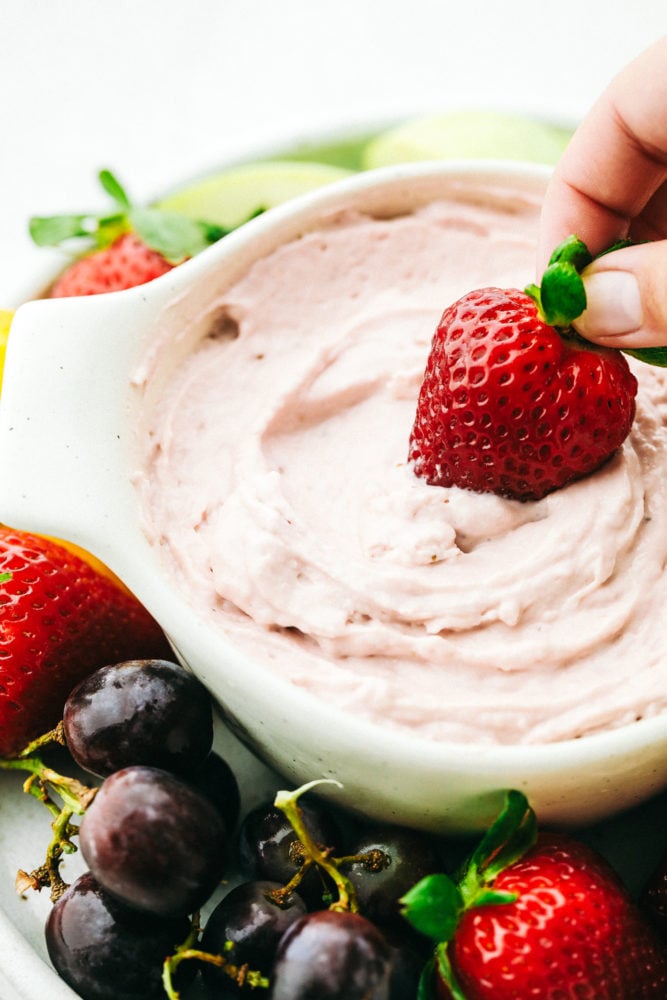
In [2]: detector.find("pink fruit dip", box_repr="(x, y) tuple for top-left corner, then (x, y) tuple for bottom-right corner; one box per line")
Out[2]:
(135, 180), (667, 746)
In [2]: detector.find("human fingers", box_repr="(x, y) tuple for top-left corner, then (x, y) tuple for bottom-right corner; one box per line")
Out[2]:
(538, 36), (667, 271)
(574, 240), (667, 348)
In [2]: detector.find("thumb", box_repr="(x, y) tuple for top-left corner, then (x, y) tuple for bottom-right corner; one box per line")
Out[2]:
(574, 241), (667, 349)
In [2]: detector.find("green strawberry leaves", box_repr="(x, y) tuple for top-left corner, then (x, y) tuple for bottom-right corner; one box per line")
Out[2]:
(29, 169), (230, 264)
(401, 871), (462, 940)
(401, 790), (537, 1000)
(526, 235), (593, 328)
(129, 207), (225, 262)
(458, 788), (535, 905)
(29, 214), (95, 247)
(526, 235), (667, 369)
(525, 235), (592, 328)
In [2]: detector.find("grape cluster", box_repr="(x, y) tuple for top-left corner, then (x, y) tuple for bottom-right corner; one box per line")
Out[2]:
(31, 656), (448, 999)
(11, 655), (667, 999)
(44, 658), (234, 998)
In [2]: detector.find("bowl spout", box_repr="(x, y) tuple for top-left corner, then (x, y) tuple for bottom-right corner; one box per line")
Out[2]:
(0, 289), (168, 560)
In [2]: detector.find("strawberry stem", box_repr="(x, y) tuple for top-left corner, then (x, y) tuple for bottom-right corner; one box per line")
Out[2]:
(525, 235), (592, 328)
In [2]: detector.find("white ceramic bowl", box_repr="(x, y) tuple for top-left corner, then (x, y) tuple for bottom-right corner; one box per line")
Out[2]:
(1, 160), (666, 834)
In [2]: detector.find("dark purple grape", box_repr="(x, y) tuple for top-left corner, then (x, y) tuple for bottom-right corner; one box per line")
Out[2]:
(63, 659), (213, 778)
(270, 909), (392, 999)
(79, 765), (226, 917)
(238, 800), (341, 909)
(387, 945), (422, 998)
(344, 826), (440, 932)
(200, 880), (307, 997)
(45, 871), (192, 1000)
(192, 751), (241, 832)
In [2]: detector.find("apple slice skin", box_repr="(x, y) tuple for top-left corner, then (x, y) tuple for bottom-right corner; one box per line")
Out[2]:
(155, 112), (571, 233)
(363, 110), (572, 169)
(155, 160), (353, 230)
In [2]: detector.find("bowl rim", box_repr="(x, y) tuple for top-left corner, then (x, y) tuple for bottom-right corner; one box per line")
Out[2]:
(2, 157), (666, 783)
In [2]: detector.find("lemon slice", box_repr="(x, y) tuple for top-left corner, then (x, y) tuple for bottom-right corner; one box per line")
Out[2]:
(363, 111), (572, 168)
(0, 310), (13, 391)
(156, 160), (353, 230)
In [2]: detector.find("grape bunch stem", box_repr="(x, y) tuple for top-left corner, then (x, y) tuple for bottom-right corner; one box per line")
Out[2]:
(0, 723), (97, 900)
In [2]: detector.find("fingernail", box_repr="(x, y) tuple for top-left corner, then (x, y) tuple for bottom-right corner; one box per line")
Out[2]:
(577, 270), (642, 338)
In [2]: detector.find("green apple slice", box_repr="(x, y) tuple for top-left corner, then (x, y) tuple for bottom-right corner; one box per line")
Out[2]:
(156, 160), (353, 230)
(363, 111), (572, 169)
(278, 131), (380, 170)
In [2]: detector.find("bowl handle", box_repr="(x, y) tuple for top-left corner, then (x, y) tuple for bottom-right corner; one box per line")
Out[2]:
(0, 287), (172, 562)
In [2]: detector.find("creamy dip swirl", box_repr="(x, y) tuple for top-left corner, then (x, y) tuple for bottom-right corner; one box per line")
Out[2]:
(137, 187), (667, 745)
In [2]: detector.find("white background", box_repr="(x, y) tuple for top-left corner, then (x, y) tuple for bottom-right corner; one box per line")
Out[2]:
(0, 1), (665, 303)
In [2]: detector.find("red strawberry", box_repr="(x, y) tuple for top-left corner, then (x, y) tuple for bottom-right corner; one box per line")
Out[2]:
(50, 232), (174, 297)
(0, 527), (172, 757)
(408, 286), (637, 501)
(402, 793), (667, 1000)
(29, 169), (225, 298)
(408, 236), (643, 501)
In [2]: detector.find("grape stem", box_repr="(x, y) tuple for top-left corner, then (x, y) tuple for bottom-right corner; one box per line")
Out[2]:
(0, 735), (98, 899)
(162, 916), (269, 998)
(273, 778), (359, 914)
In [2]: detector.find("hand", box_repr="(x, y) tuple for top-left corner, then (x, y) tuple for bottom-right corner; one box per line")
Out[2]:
(538, 36), (667, 348)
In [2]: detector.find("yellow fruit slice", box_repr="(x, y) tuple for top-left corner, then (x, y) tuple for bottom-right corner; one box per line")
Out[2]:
(0, 310), (13, 392)
(47, 536), (131, 591)
(156, 160), (353, 230)
(363, 110), (572, 169)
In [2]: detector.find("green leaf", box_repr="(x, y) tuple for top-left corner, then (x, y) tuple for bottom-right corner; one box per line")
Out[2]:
(93, 212), (130, 249)
(624, 346), (667, 368)
(434, 942), (468, 1000)
(547, 234), (593, 271)
(417, 957), (437, 1000)
(0, 571), (12, 584)
(538, 261), (587, 327)
(98, 169), (131, 210)
(597, 238), (634, 258)
(470, 887), (518, 907)
(400, 873), (463, 941)
(526, 234), (591, 328)
(459, 790), (536, 906)
(129, 207), (221, 262)
(524, 281), (542, 313)
(28, 214), (93, 246)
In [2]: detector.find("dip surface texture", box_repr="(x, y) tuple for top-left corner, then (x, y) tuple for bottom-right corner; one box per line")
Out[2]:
(137, 187), (667, 745)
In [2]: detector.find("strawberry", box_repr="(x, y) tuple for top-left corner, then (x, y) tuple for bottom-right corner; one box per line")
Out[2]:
(402, 792), (667, 1000)
(408, 237), (640, 501)
(29, 169), (226, 297)
(49, 232), (174, 297)
(0, 527), (172, 757)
